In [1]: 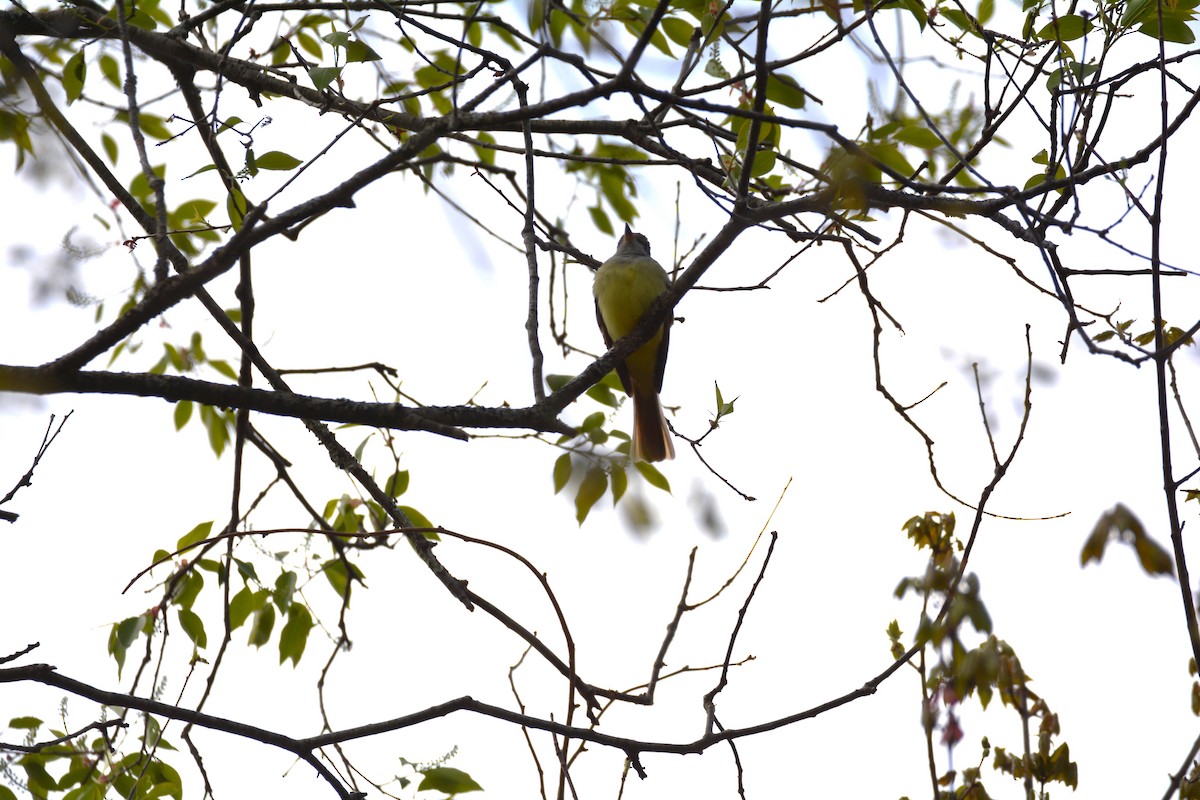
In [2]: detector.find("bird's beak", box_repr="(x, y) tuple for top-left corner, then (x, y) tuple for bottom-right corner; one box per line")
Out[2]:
(621, 223), (635, 245)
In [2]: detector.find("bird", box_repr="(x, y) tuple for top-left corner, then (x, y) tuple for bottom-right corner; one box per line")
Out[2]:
(593, 224), (675, 463)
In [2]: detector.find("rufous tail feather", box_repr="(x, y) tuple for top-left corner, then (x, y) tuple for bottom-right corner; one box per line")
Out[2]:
(631, 385), (674, 463)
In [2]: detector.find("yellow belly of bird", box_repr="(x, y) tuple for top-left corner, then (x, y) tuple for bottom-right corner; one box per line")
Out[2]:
(594, 259), (666, 385)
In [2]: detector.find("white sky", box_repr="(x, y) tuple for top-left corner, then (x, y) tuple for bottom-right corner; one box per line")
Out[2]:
(3, 3), (1200, 799)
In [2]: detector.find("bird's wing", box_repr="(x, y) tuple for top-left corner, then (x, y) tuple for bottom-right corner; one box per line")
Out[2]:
(653, 311), (671, 393)
(595, 297), (634, 396)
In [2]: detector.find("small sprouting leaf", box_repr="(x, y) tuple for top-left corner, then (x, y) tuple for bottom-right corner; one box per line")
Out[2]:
(714, 382), (736, 416)
(553, 453), (572, 494)
(418, 767), (483, 794)
(254, 151), (303, 171)
(177, 521), (214, 551)
(575, 467), (608, 524)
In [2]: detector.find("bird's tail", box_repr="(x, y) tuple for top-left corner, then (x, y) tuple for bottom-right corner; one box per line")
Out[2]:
(631, 385), (675, 463)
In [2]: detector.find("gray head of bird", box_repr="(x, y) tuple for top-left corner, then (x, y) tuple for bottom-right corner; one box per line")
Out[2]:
(618, 223), (652, 257)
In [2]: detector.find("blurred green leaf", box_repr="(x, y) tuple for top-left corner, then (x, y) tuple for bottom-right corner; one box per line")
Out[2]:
(418, 767), (483, 794)
(279, 604), (314, 665)
(575, 467), (607, 524)
(553, 453), (572, 494)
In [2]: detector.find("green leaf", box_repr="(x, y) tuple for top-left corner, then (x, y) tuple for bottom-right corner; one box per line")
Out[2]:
(575, 467), (607, 524)
(177, 520), (214, 551)
(129, 163), (166, 202)
(273, 570), (298, 612)
(580, 411), (607, 431)
(1037, 13), (1091, 41)
(136, 114), (173, 141)
(1139, 17), (1197, 42)
(418, 767), (483, 794)
(173, 570), (204, 610)
(247, 603), (276, 647)
(611, 464), (628, 503)
(209, 359), (238, 380)
(894, 125), (943, 149)
(101, 132), (118, 164)
(765, 73), (806, 109)
(63, 51), (86, 104)
(588, 204), (614, 236)
(634, 461), (671, 493)
(977, 0), (995, 23)
(864, 142), (914, 178)
(586, 381), (620, 408)
(345, 39), (382, 62)
(386, 469), (411, 497)
(322, 558), (364, 599)
(99, 53), (120, 88)
(1082, 503), (1175, 577)
(296, 31), (323, 58)
(279, 604), (314, 665)
(553, 453), (572, 494)
(7, 716), (43, 730)
(398, 505), (436, 539)
(173, 400), (193, 430)
(941, 8), (976, 33)
(254, 150), (303, 171)
(749, 148), (777, 177)
(227, 185), (247, 231)
(229, 586), (255, 630)
(661, 16), (696, 45)
(177, 608), (207, 648)
(308, 66), (342, 91)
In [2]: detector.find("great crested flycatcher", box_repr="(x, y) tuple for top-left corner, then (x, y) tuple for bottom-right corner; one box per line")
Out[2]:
(593, 224), (675, 463)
